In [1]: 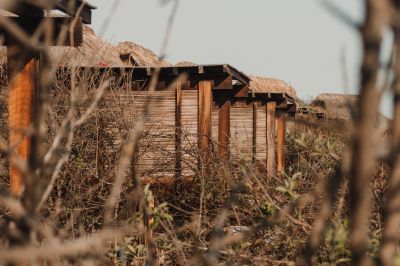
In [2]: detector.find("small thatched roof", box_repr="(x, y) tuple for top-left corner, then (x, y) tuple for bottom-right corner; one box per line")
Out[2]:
(249, 76), (297, 99)
(174, 61), (197, 67)
(310, 93), (358, 121)
(116, 41), (170, 67)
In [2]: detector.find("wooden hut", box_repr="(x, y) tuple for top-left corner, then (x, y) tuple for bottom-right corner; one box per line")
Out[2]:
(56, 66), (298, 181)
(67, 64), (250, 179)
(310, 93), (358, 121)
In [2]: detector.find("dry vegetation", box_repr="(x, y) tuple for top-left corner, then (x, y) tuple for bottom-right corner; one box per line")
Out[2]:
(2, 0), (400, 265)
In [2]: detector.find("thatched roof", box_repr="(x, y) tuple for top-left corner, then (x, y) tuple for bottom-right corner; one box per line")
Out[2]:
(249, 76), (297, 99)
(0, 24), (168, 67)
(174, 61), (197, 67)
(49, 26), (123, 66)
(116, 41), (170, 67)
(310, 93), (358, 121)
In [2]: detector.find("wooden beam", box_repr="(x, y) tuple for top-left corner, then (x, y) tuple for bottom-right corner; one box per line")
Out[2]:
(218, 93), (230, 160)
(3, 2), (44, 17)
(233, 84), (249, 97)
(198, 80), (212, 163)
(277, 111), (286, 175)
(57, 0), (96, 24)
(7, 42), (39, 196)
(17, 0), (96, 24)
(175, 82), (182, 178)
(213, 75), (232, 90)
(266, 102), (276, 177)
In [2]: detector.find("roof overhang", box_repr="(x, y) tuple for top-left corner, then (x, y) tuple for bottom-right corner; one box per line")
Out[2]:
(116, 64), (250, 87)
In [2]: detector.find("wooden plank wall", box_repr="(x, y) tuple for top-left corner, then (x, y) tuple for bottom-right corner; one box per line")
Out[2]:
(255, 102), (267, 162)
(143, 91), (176, 177)
(101, 84), (284, 178)
(181, 90), (198, 176)
(114, 90), (176, 178)
(230, 99), (254, 161)
(212, 103), (219, 145)
(267, 102), (277, 177)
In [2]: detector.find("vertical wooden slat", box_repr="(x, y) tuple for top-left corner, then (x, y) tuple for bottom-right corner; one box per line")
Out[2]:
(230, 100), (253, 160)
(181, 90), (198, 176)
(266, 101), (276, 177)
(277, 111), (286, 175)
(8, 44), (39, 196)
(218, 94), (230, 160)
(255, 102), (267, 162)
(198, 81), (213, 163)
(212, 101), (219, 142)
(175, 82), (182, 178)
(130, 90), (176, 178)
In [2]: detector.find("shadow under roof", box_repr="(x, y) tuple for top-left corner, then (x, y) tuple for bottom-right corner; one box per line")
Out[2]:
(95, 64), (251, 86)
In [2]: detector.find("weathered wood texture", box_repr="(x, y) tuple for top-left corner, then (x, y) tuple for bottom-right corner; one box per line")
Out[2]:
(218, 98), (230, 160)
(255, 102), (267, 162)
(230, 99), (253, 161)
(8, 50), (39, 196)
(181, 90), (198, 176)
(108, 90), (176, 178)
(140, 90), (176, 177)
(175, 83), (182, 178)
(212, 102), (219, 144)
(198, 81), (213, 164)
(277, 111), (286, 174)
(267, 101), (276, 177)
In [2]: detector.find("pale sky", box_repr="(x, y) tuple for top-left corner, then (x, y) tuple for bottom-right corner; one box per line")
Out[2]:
(89, 0), (393, 116)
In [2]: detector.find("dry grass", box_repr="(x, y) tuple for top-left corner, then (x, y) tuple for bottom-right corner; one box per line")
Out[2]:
(1, 1), (400, 265)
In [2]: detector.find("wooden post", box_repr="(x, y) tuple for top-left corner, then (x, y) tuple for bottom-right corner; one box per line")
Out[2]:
(218, 93), (230, 160)
(175, 82), (182, 178)
(266, 102), (276, 177)
(7, 41), (39, 197)
(198, 81), (212, 163)
(277, 110), (286, 175)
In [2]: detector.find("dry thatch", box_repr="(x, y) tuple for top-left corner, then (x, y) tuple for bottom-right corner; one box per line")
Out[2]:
(249, 76), (297, 99)
(310, 93), (358, 121)
(116, 42), (170, 67)
(49, 26), (123, 66)
(174, 61), (197, 67)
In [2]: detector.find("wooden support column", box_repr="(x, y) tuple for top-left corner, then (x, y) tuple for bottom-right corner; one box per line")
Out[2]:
(7, 41), (39, 197)
(175, 82), (182, 178)
(198, 81), (213, 164)
(277, 110), (286, 175)
(218, 92), (230, 160)
(266, 102), (276, 177)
